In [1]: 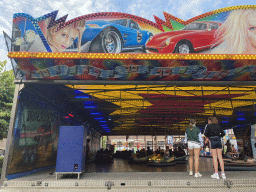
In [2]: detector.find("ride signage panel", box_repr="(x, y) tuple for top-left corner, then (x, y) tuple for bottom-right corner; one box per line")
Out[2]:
(6, 5), (256, 81)
(9, 57), (256, 81)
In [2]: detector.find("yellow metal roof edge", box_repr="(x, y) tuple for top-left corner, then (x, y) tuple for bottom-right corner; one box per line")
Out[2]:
(8, 52), (256, 60)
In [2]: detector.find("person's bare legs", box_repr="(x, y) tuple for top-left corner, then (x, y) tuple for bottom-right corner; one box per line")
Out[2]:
(217, 148), (225, 173)
(211, 149), (218, 173)
(194, 148), (200, 173)
(188, 149), (194, 172)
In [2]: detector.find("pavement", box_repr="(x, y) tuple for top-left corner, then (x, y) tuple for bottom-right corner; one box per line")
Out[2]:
(1, 157), (256, 191)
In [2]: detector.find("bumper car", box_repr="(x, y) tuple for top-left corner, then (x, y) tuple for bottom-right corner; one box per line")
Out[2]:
(128, 154), (154, 164)
(113, 151), (122, 158)
(121, 150), (134, 160)
(95, 150), (113, 163)
(147, 154), (175, 167)
(173, 156), (188, 164)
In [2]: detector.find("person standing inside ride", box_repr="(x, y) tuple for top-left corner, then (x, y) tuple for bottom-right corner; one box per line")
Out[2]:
(225, 139), (233, 159)
(204, 117), (226, 179)
(185, 119), (204, 178)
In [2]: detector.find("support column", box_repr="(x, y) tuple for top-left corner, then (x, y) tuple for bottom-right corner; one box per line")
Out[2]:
(144, 135), (146, 150)
(155, 136), (158, 151)
(152, 135), (153, 151)
(1, 83), (24, 184)
(136, 135), (138, 150)
(251, 124), (256, 159)
(100, 136), (103, 149)
(91, 130), (95, 154)
(126, 135), (129, 150)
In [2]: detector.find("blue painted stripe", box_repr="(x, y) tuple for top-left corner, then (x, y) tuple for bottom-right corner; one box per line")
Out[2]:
(7, 165), (55, 180)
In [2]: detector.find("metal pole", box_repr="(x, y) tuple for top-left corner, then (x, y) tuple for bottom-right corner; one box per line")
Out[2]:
(107, 135), (109, 149)
(144, 135), (146, 150)
(152, 135), (153, 152)
(126, 135), (128, 150)
(155, 136), (157, 150)
(100, 136), (102, 149)
(136, 135), (138, 150)
(1, 83), (24, 184)
(164, 130), (167, 150)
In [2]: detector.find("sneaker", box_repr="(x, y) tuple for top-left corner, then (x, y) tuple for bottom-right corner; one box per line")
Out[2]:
(211, 172), (220, 179)
(221, 172), (226, 179)
(194, 172), (202, 178)
(189, 171), (193, 176)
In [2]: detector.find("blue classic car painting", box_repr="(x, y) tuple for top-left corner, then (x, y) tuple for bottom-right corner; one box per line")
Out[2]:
(70, 19), (153, 53)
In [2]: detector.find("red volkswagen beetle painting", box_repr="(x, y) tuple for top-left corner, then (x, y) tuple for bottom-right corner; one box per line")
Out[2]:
(146, 21), (221, 53)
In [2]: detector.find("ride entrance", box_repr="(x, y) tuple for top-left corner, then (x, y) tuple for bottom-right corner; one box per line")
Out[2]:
(1, 5), (256, 190)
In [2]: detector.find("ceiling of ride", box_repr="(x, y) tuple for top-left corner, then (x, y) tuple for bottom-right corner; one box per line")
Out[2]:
(65, 85), (256, 135)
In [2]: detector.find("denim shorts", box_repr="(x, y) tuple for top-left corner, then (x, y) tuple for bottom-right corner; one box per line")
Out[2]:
(210, 139), (222, 149)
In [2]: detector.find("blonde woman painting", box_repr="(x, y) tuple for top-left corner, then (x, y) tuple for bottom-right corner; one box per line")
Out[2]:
(210, 9), (256, 54)
(185, 119), (204, 178)
(47, 19), (86, 52)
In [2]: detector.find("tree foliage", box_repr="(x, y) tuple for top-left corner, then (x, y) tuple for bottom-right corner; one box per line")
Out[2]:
(0, 61), (15, 139)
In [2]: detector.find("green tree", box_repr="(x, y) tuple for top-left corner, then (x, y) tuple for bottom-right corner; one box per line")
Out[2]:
(0, 60), (15, 139)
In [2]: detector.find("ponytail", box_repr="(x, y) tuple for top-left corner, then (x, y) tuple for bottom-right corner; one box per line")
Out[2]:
(189, 119), (196, 130)
(208, 116), (218, 124)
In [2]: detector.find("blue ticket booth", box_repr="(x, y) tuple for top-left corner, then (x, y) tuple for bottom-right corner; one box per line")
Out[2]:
(55, 126), (86, 179)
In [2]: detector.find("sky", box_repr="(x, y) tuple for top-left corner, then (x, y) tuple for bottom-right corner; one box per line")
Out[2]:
(0, 0), (255, 71)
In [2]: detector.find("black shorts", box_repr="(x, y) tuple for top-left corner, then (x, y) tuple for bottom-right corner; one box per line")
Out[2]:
(210, 139), (222, 149)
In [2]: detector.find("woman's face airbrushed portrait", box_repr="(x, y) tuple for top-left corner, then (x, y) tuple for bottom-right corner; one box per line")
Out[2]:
(247, 12), (256, 50)
(49, 26), (79, 52)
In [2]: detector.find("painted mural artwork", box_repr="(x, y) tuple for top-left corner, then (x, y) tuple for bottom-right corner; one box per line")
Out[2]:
(14, 58), (256, 81)
(12, 11), (156, 53)
(7, 109), (59, 175)
(148, 9), (256, 54)
(7, 6), (256, 81)
(11, 8), (256, 54)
